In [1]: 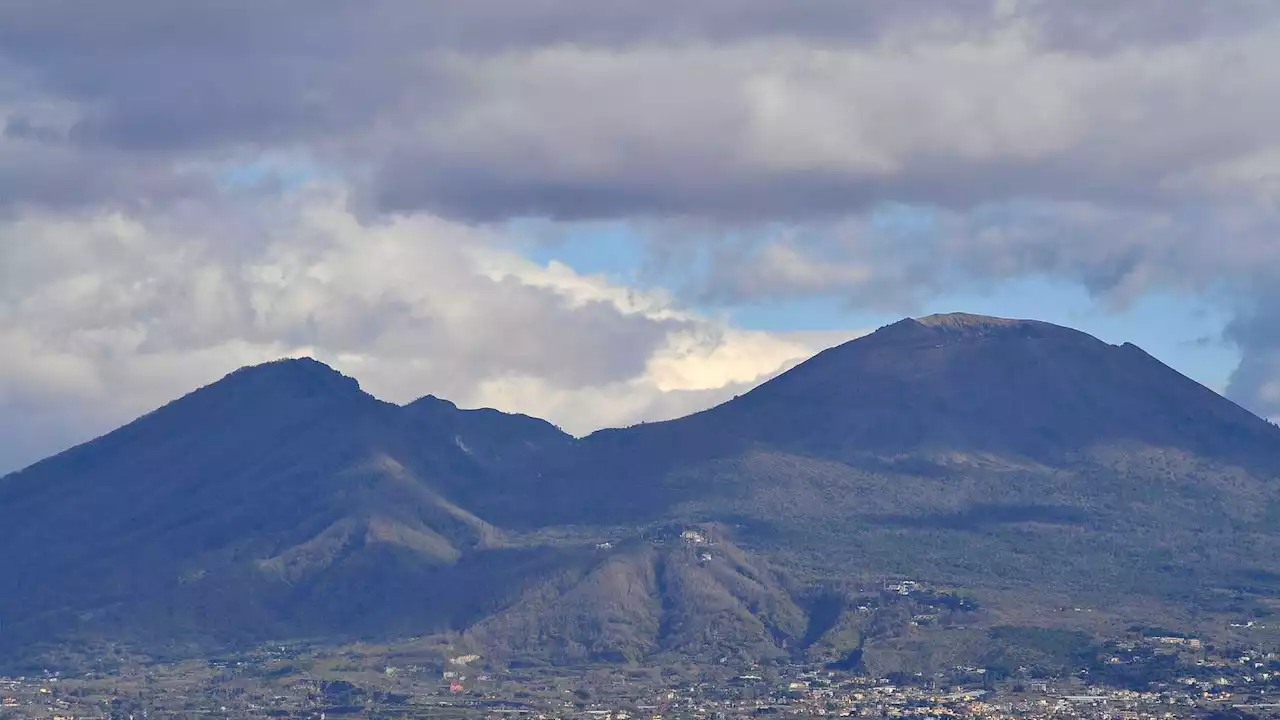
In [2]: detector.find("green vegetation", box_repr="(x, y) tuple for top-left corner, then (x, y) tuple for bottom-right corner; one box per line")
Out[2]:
(981, 627), (1097, 677)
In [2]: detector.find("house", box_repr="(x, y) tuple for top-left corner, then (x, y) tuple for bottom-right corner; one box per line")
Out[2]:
(680, 530), (707, 545)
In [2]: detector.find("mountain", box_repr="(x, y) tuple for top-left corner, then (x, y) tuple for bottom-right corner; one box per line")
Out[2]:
(462, 526), (809, 665)
(513, 314), (1280, 603)
(0, 359), (573, 653)
(3, 313), (1280, 669)
(503, 314), (1280, 631)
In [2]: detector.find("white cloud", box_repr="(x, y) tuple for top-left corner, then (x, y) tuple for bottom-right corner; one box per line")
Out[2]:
(5, 0), (1280, 453)
(469, 326), (864, 435)
(644, 326), (859, 393)
(0, 191), (853, 472)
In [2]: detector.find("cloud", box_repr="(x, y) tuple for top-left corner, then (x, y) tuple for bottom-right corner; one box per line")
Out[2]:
(688, 199), (1279, 304)
(0, 190), (848, 473)
(5, 0), (1278, 233)
(3, 0), (1280, 463)
(372, 27), (1280, 221)
(4, 1), (1278, 218)
(441, 326), (862, 436)
(1224, 294), (1280, 420)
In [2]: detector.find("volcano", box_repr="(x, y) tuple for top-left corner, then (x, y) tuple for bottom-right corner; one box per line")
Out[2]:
(3, 314), (1279, 667)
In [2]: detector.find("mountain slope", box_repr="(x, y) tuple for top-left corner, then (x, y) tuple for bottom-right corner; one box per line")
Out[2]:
(499, 314), (1280, 608)
(462, 527), (809, 664)
(725, 313), (1277, 461)
(5, 314), (1280, 666)
(501, 314), (1280, 522)
(0, 359), (573, 651)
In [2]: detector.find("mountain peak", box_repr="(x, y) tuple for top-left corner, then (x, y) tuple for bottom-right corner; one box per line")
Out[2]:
(213, 356), (363, 399)
(406, 394), (460, 412)
(685, 308), (1280, 467)
(914, 312), (1036, 330)
(227, 355), (341, 375)
(869, 312), (1088, 345)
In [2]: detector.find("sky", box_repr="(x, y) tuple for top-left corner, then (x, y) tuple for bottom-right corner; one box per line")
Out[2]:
(2, 0), (1280, 474)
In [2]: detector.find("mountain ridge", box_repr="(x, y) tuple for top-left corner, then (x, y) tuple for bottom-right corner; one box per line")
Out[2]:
(3, 312), (1279, 669)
